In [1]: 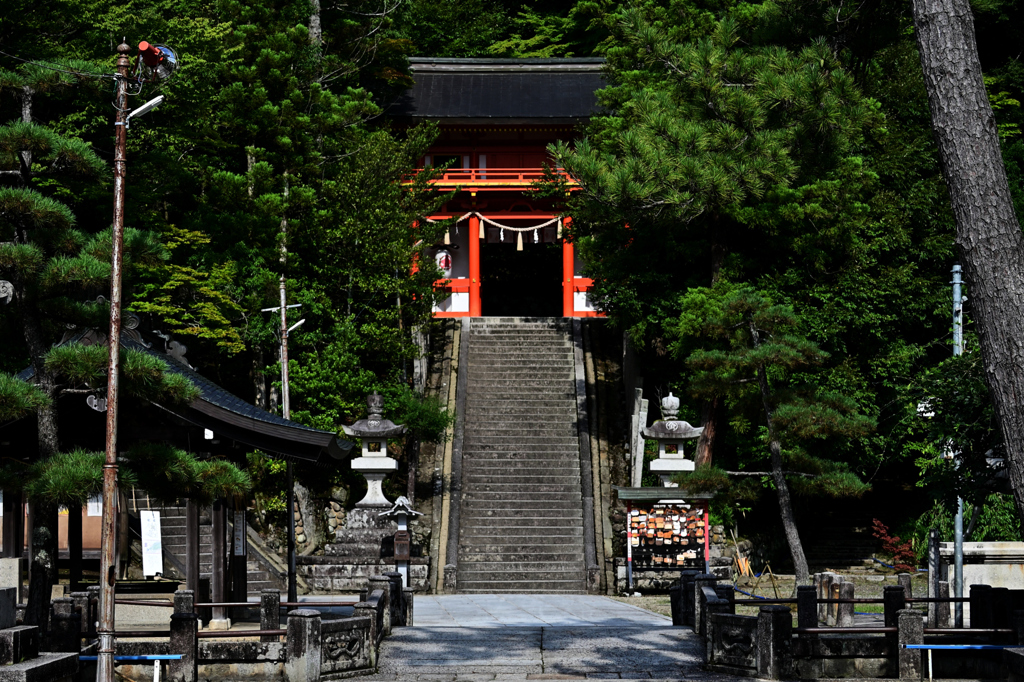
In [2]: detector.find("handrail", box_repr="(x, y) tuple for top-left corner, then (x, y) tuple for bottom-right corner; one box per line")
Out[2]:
(115, 600), (174, 607)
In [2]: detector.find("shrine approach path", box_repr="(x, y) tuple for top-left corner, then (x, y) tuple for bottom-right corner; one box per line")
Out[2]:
(362, 594), (738, 681)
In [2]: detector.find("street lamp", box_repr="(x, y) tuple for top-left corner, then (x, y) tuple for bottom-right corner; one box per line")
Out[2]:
(97, 39), (177, 682)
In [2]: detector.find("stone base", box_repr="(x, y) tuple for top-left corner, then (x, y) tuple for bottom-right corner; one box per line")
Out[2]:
(297, 557), (429, 593)
(0, 652), (77, 682)
(0, 626), (38, 665)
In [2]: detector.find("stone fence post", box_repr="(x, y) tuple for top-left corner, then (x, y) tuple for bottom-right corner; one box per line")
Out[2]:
(169, 611), (198, 682)
(970, 584), (994, 629)
(897, 608), (923, 679)
(86, 586), (99, 637)
(994, 587), (1012, 630)
(354, 601), (378, 669)
(837, 582), (856, 628)
(681, 570), (699, 626)
(898, 573), (913, 599)
(443, 564), (456, 593)
(884, 586), (907, 630)
(69, 592), (90, 636)
(669, 583), (683, 626)
(797, 585), (817, 629)
(49, 598), (80, 653)
(403, 586), (414, 627)
(937, 581), (951, 628)
(368, 578), (392, 638)
(756, 605), (793, 679)
(261, 589), (280, 642)
(693, 574), (717, 635)
(383, 572), (404, 627)
(174, 589), (195, 614)
(285, 610), (322, 682)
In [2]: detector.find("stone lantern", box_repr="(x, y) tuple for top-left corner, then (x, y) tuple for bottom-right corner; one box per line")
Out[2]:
(342, 392), (407, 507)
(379, 496), (423, 587)
(642, 392), (704, 487)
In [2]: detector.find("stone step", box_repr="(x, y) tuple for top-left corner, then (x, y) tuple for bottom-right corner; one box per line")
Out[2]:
(465, 430), (577, 440)
(464, 485), (580, 496)
(466, 435), (578, 443)
(459, 543), (585, 555)
(459, 552), (584, 563)
(464, 466), (581, 476)
(466, 407), (578, 417)
(464, 474), (581, 485)
(460, 526), (585, 538)
(456, 574), (586, 585)
(456, 587), (586, 594)
(469, 352), (574, 360)
(462, 516), (582, 529)
(462, 495), (583, 507)
(463, 452), (581, 462)
(468, 359), (574, 368)
(465, 392), (576, 401)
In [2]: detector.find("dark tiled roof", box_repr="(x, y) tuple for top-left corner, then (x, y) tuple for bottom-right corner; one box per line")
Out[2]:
(388, 58), (607, 120)
(16, 332), (347, 463)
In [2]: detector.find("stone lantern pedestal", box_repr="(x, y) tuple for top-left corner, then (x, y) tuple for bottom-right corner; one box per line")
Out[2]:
(296, 394), (429, 591)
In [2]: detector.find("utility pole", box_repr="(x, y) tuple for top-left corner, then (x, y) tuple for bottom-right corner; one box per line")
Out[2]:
(262, 295), (304, 603)
(952, 263), (965, 628)
(96, 40), (131, 682)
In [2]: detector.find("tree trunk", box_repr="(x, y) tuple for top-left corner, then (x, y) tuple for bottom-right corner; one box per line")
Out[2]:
(694, 397), (719, 467)
(750, 317), (809, 583)
(23, 503), (57, 640)
(911, 0), (1024, 523)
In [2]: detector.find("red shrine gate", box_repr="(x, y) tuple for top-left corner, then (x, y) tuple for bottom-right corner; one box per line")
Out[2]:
(390, 58), (606, 318)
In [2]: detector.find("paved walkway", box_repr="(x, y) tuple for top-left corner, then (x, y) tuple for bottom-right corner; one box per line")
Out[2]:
(366, 595), (728, 681)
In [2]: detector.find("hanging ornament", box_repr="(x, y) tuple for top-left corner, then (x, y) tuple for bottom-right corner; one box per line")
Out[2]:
(500, 229), (504, 242)
(517, 231), (524, 251)
(557, 218), (562, 239)
(435, 249), (453, 277)
(444, 229), (450, 245)
(533, 229), (539, 244)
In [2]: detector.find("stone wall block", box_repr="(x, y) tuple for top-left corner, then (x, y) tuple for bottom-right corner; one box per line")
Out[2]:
(937, 581), (951, 628)
(69, 592), (90, 635)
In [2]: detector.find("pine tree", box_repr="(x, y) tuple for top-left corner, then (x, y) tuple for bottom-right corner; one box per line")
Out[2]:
(674, 286), (874, 582)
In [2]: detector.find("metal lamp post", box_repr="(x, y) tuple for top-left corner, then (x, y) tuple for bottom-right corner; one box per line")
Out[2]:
(97, 39), (176, 682)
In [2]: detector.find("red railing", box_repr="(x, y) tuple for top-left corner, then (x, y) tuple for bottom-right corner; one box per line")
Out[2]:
(405, 167), (577, 187)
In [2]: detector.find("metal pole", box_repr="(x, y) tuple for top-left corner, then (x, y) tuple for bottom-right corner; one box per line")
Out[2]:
(97, 40), (131, 682)
(280, 276), (297, 603)
(952, 263), (964, 628)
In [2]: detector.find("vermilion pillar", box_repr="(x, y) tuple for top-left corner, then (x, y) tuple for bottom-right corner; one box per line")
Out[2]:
(562, 238), (574, 318)
(469, 216), (481, 316)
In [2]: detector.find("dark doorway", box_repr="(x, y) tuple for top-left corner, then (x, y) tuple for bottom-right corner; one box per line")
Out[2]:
(480, 241), (562, 317)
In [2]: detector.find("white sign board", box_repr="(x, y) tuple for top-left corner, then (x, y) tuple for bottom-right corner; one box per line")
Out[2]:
(87, 494), (102, 517)
(140, 510), (163, 577)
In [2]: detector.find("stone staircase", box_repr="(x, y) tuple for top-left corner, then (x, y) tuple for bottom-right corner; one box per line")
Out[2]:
(129, 496), (284, 598)
(456, 317), (587, 593)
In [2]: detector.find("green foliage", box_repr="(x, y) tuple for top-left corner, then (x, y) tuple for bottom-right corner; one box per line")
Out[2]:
(675, 285), (873, 488)
(0, 373), (50, 423)
(122, 442), (251, 505)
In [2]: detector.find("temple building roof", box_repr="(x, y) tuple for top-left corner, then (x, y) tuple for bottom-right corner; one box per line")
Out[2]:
(388, 58), (606, 122)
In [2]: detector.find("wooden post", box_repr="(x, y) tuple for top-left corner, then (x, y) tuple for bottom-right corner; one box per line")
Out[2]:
(1, 492), (13, 558)
(210, 498), (228, 628)
(68, 505), (83, 591)
(468, 215), (481, 316)
(562, 238), (574, 317)
(186, 499), (199, 594)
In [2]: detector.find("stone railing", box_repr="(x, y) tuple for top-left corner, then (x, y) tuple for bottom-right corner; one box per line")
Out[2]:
(106, 574), (412, 682)
(672, 572), (1024, 680)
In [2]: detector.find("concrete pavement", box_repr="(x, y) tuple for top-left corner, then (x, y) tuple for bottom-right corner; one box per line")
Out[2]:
(365, 595), (727, 681)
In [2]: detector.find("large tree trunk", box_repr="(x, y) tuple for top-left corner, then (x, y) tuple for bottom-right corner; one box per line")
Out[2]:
(911, 0), (1024, 521)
